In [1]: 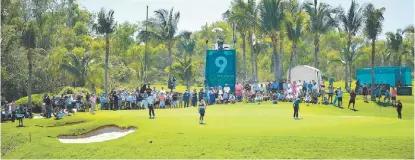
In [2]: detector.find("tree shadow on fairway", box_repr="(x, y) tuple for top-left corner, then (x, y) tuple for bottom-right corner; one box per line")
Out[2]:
(374, 101), (394, 108)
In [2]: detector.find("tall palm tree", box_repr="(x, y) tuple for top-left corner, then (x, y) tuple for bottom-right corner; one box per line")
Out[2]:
(339, 0), (364, 88)
(21, 22), (37, 110)
(386, 30), (404, 66)
(139, 8), (180, 80)
(223, 0), (253, 81)
(303, 0), (337, 69)
(363, 3), (385, 101)
(259, 0), (285, 81)
(285, 11), (305, 80)
(404, 25), (414, 57)
(93, 8), (116, 95)
(179, 31), (196, 89)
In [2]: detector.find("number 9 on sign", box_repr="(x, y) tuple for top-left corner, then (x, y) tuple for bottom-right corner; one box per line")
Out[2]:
(215, 57), (227, 73)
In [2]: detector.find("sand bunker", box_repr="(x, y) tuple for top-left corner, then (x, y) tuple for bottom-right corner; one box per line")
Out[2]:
(33, 116), (44, 119)
(58, 125), (136, 144)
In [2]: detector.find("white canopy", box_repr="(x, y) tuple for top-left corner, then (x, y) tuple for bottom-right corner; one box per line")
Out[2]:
(287, 65), (323, 86)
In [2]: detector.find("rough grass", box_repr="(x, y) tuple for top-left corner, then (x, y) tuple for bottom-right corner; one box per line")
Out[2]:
(1, 92), (413, 159)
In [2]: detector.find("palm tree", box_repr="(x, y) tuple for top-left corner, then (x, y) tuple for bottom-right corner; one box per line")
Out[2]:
(404, 25), (414, 57)
(338, 0), (364, 89)
(259, 0), (285, 81)
(363, 3), (385, 101)
(93, 8), (116, 95)
(223, 0), (253, 81)
(303, 0), (337, 69)
(285, 10), (305, 80)
(386, 30), (404, 66)
(139, 8), (180, 80)
(21, 22), (37, 110)
(179, 31), (196, 89)
(60, 51), (97, 87)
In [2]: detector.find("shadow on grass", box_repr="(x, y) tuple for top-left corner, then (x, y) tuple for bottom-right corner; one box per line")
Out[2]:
(374, 101), (395, 108)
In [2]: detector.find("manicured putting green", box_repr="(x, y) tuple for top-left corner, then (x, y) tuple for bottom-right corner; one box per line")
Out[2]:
(1, 96), (413, 159)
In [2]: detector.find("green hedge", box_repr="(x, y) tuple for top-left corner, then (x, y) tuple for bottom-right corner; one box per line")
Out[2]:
(15, 94), (45, 106)
(58, 86), (92, 96)
(14, 87), (92, 106)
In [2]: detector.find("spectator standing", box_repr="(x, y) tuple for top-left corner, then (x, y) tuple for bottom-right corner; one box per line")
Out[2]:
(183, 90), (190, 108)
(391, 87), (397, 106)
(90, 94), (96, 114)
(191, 89), (198, 107)
(348, 90), (356, 110)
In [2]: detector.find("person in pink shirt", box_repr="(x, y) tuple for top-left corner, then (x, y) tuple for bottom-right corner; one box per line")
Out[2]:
(89, 94), (97, 115)
(292, 81), (297, 96)
(391, 87), (397, 106)
(235, 83), (242, 96)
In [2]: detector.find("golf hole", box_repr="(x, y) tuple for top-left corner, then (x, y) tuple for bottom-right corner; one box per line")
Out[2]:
(58, 125), (136, 144)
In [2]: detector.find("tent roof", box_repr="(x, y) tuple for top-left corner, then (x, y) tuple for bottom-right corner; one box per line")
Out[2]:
(291, 65), (321, 72)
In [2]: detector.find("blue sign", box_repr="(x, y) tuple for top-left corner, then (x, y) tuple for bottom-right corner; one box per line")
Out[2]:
(205, 50), (237, 92)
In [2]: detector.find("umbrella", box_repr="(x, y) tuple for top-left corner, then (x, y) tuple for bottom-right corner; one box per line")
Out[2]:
(211, 28), (224, 32)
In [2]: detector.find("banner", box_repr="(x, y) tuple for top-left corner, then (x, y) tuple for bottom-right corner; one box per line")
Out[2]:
(205, 50), (236, 92)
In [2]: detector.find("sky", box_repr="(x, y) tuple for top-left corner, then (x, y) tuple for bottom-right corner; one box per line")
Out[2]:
(78, 0), (415, 39)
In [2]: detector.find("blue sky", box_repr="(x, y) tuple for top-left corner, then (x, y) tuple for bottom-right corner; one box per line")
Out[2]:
(78, 0), (414, 39)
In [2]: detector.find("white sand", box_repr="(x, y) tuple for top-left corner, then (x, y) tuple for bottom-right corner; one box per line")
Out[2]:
(58, 127), (136, 144)
(33, 116), (44, 119)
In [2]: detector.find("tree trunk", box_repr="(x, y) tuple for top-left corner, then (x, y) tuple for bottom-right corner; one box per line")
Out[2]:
(288, 44), (296, 81)
(349, 63), (353, 88)
(188, 51), (192, 90)
(27, 48), (33, 109)
(271, 53), (274, 73)
(255, 54), (259, 82)
(345, 62), (348, 90)
(249, 33), (255, 82)
(271, 35), (278, 81)
(314, 35), (320, 69)
(241, 33), (248, 81)
(168, 40), (173, 80)
(278, 32), (283, 80)
(370, 39), (376, 101)
(104, 35), (109, 95)
(345, 35), (351, 88)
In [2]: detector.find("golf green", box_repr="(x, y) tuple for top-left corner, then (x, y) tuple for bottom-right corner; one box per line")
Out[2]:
(1, 97), (414, 159)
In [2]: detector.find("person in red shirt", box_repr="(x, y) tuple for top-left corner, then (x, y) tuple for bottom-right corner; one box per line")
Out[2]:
(348, 90), (357, 110)
(391, 87), (397, 106)
(362, 83), (369, 103)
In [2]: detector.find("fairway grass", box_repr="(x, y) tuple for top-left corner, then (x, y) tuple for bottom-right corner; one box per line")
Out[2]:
(1, 96), (414, 159)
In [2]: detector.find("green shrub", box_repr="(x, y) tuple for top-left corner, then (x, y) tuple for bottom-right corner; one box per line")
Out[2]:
(15, 94), (45, 106)
(57, 86), (91, 96)
(95, 88), (104, 95)
(58, 86), (76, 96)
(74, 87), (92, 95)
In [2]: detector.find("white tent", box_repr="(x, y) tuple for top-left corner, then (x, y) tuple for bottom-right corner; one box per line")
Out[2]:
(287, 65), (323, 86)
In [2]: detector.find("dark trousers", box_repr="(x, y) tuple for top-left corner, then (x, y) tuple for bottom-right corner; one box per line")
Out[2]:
(191, 99), (197, 107)
(11, 111), (16, 122)
(397, 109), (402, 119)
(113, 103), (118, 110)
(184, 100), (190, 108)
(148, 105), (155, 117)
(293, 104), (299, 118)
(348, 100), (355, 109)
(46, 105), (52, 118)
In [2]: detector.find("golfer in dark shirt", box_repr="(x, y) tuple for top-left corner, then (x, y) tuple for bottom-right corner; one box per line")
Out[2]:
(112, 93), (118, 110)
(397, 100), (403, 119)
(348, 90), (357, 110)
(293, 97), (301, 120)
